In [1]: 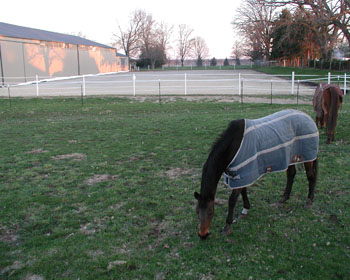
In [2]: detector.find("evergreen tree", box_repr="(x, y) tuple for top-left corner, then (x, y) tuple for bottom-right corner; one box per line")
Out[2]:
(224, 58), (229, 66)
(210, 57), (217, 66)
(270, 9), (312, 62)
(196, 55), (203, 67)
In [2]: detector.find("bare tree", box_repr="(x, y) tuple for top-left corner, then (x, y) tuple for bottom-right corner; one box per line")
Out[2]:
(156, 22), (174, 56)
(113, 9), (146, 58)
(177, 24), (194, 67)
(231, 41), (244, 65)
(192, 36), (209, 66)
(139, 16), (173, 68)
(232, 0), (279, 61)
(114, 10), (172, 68)
(138, 12), (156, 60)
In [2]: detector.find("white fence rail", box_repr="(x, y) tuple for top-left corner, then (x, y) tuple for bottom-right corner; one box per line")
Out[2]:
(0, 71), (348, 98)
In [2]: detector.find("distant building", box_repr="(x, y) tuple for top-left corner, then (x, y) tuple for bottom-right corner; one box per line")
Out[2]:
(0, 22), (129, 84)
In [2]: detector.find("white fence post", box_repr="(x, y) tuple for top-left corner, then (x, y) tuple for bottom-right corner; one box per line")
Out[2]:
(185, 72), (187, 96)
(328, 72), (331, 84)
(83, 75), (86, 96)
(291, 72), (295, 95)
(133, 74), (136, 96)
(238, 73), (241, 95)
(344, 73), (347, 95)
(36, 75), (39, 97)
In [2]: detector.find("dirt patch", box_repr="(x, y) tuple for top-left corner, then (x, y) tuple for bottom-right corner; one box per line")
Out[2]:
(86, 249), (104, 260)
(150, 220), (171, 249)
(0, 226), (19, 244)
(80, 223), (96, 235)
(84, 174), (118, 186)
(25, 148), (48, 154)
(1, 261), (24, 276)
(215, 198), (227, 206)
(107, 260), (127, 271)
(24, 275), (45, 280)
(52, 153), (86, 161)
(122, 95), (311, 105)
(80, 216), (110, 235)
(165, 168), (198, 180)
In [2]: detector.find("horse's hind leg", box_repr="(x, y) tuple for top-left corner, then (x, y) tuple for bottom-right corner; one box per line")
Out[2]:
(223, 189), (242, 235)
(304, 159), (318, 207)
(315, 116), (320, 128)
(319, 115), (325, 129)
(279, 165), (296, 203)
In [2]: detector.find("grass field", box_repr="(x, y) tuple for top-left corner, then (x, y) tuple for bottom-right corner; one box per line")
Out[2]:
(1, 97), (350, 279)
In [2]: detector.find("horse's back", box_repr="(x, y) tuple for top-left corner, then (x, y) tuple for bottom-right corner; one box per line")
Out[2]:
(313, 84), (343, 116)
(224, 110), (319, 189)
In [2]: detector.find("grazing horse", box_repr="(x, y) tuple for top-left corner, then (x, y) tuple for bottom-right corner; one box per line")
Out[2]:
(194, 110), (319, 239)
(313, 84), (343, 144)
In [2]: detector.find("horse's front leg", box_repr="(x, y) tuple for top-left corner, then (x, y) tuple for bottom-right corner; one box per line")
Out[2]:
(279, 165), (296, 203)
(223, 188), (242, 236)
(239, 187), (251, 218)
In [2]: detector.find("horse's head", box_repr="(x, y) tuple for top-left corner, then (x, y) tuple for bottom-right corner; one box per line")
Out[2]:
(194, 192), (215, 239)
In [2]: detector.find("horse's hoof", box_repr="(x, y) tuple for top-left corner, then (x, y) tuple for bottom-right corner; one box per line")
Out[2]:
(222, 224), (232, 236)
(305, 199), (313, 208)
(238, 213), (248, 219)
(278, 197), (288, 204)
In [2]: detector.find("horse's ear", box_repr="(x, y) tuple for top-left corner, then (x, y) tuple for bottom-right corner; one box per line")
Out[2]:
(194, 192), (201, 200)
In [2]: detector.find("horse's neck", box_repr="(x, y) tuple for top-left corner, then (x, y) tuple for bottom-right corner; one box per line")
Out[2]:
(200, 119), (245, 199)
(201, 146), (238, 199)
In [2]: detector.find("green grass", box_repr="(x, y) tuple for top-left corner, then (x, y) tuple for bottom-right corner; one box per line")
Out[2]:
(255, 66), (349, 84)
(1, 97), (350, 279)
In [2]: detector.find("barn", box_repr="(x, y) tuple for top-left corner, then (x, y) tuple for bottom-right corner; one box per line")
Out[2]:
(0, 22), (129, 84)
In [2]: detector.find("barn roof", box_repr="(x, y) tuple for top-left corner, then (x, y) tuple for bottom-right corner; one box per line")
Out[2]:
(0, 22), (115, 50)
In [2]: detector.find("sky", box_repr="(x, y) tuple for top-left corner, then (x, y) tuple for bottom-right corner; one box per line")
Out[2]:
(1, 0), (242, 59)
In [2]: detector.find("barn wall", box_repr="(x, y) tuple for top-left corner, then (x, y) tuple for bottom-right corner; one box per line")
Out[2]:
(120, 56), (129, 71)
(0, 36), (128, 84)
(0, 40), (26, 83)
(79, 46), (127, 74)
(23, 42), (79, 78)
(0, 44), (3, 85)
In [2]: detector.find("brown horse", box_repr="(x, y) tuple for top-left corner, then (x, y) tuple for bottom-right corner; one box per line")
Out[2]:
(194, 110), (319, 239)
(313, 84), (343, 144)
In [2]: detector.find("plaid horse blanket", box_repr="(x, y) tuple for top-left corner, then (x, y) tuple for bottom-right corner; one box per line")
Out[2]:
(224, 110), (319, 189)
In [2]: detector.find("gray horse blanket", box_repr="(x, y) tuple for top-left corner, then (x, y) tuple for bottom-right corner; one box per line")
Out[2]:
(224, 109), (319, 189)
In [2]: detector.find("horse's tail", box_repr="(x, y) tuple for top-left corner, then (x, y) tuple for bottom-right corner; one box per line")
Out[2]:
(327, 87), (340, 133)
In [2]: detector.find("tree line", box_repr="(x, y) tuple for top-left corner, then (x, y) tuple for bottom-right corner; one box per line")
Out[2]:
(114, 2), (349, 69)
(232, 0), (350, 68)
(114, 10), (213, 69)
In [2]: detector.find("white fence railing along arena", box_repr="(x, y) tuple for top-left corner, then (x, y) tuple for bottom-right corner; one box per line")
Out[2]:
(0, 71), (348, 99)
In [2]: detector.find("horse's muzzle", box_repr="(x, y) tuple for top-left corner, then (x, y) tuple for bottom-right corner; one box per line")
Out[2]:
(198, 232), (210, 240)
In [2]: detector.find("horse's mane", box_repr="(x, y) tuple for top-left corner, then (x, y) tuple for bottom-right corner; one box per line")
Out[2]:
(200, 119), (245, 199)
(210, 119), (244, 159)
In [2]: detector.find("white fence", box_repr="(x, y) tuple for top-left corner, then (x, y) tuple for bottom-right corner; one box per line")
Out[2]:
(0, 70), (348, 98)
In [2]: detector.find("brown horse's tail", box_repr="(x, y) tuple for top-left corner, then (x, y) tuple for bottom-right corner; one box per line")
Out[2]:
(327, 87), (340, 134)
